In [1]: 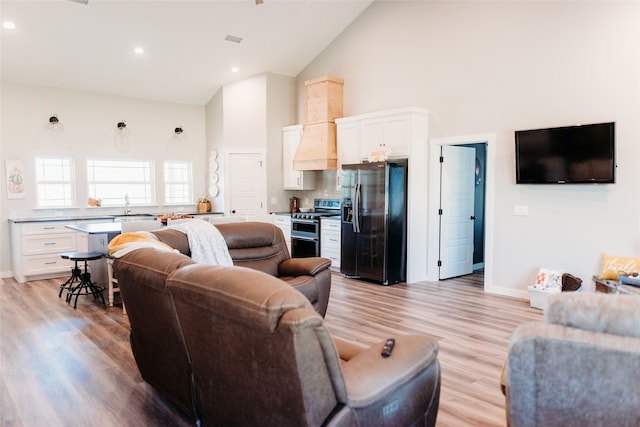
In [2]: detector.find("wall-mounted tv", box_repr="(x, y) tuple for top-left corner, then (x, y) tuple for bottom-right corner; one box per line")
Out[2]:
(515, 122), (615, 184)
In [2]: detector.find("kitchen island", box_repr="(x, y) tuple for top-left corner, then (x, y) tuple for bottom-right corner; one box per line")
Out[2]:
(65, 222), (123, 307)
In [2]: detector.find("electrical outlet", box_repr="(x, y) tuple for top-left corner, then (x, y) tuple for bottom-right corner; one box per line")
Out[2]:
(514, 205), (529, 216)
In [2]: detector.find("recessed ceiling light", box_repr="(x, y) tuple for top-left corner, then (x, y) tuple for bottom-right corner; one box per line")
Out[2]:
(231, 66), (239, 73)
(133, 46), (144, 55)
(2, 21), (16, 30)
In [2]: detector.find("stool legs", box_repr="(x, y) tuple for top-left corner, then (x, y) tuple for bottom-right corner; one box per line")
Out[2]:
(65, 258), (105, 309)
(58, 261), (82, 298)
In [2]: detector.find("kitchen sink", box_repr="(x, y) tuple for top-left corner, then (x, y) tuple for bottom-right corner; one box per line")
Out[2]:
(113, 214), (157, 222)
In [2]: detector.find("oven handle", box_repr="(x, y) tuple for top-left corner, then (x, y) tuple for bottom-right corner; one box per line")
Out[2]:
(291, 235), (319, 242)
(291, 218), (319, 225)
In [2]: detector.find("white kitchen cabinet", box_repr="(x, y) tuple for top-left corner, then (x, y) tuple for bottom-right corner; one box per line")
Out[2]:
(272, 214), (292, 255)
(9, 218), (118, 283)
(359, 109), (424, 160)
(336, 107), (428, 191)
(335, 116), (361, 190)
(321, 217), (341, 271)
(283, 125), (316, 190)
(10, 220), (77, 283)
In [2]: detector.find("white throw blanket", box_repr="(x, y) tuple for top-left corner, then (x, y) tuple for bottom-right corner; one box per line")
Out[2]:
(168, 219), (233, 266)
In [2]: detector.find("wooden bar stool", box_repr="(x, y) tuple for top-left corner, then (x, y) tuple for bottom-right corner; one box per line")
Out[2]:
(58, 251), (82, 298)
(64, 252), (106, 309)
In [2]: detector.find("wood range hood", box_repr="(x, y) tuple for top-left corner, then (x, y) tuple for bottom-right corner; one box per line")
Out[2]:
(293, 76), (344, 171)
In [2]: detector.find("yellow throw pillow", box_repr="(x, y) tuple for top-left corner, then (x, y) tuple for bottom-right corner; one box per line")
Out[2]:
(601, 253), (640, 280)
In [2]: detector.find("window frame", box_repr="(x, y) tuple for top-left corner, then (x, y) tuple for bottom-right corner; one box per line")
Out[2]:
(34, 156), (75, 208)
(163, 160), (194, 206)
(86, 158), (155, 207)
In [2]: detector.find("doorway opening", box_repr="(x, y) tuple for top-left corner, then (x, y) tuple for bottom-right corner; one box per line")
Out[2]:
(427, 133), (496, 292)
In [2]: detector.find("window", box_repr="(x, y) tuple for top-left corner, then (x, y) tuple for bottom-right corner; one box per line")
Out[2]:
(87, 159), (154, 206)
(35, 157), (75, 207)
(164, 160), (193, 205)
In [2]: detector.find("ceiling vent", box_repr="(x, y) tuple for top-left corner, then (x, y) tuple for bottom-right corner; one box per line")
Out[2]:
(224, 35), (243, 44)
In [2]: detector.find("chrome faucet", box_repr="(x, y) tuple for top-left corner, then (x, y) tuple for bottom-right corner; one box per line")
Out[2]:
(124, 194), (131, 214)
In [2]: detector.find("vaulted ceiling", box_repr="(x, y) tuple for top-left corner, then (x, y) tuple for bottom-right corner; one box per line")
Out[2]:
(1, 0), (371, 105)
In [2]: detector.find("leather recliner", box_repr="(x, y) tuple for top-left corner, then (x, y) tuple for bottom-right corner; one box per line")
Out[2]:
(151, 221), (332, 317)
(113, 249), (198, 419)
(114, 247), (441, 426)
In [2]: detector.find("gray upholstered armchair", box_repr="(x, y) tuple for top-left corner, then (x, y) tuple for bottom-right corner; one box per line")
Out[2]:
(502, 292), (640, 427)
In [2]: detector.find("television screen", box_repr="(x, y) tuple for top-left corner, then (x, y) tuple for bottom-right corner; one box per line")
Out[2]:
(515, 122), (615, 184)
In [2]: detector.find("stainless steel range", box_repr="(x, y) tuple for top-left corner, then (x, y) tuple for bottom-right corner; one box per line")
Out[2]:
(290, 198), (340, 258)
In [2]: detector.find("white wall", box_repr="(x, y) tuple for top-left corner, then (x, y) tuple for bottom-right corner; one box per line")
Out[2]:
(0, 81), (206, 276)
(208, 72), (296, 215)
(297, 1), (640, 295)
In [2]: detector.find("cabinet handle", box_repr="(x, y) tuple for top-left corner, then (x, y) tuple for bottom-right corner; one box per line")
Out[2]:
(45, 261), (57, 265)
(43, 226), (55, 230)
(44, 242), (57, 246)
(297, 177), (300, 186)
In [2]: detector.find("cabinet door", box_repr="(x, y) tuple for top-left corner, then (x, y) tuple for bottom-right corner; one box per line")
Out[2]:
(283, 126), (315, 190)
(382, 113), (411, 158)
(336, 119), (361, 190)
(359, 118), (384, 160)
(360, 113), (411, 160)
(321, 219), (341, 269)
(272, 215), (292, 254)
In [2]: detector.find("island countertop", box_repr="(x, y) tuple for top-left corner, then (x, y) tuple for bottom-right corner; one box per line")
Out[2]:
(66, 222), (122, 234)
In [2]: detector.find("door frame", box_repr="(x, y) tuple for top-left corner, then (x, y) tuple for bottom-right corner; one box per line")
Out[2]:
(427, 133), (496, 292)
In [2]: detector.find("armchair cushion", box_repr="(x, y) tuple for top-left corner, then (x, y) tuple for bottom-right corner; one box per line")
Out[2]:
(546, 292), (640, 338)
(504, 292), (640, 427)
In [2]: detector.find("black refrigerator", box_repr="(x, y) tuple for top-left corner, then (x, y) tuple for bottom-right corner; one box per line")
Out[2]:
(340, 160), (408, 285)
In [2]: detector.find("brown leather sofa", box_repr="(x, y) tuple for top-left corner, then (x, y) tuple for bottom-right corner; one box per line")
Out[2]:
(150, 221), (332, 317)
(114, 247), (441, 426)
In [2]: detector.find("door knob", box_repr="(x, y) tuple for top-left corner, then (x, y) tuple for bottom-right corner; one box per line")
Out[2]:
(231, 210), (236, 214)
(470, 215), (476, 220)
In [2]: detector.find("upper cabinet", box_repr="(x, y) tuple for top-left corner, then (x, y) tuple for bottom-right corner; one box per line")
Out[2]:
(336, 107), (428, 190)
(360, 112), (413, 160)
(283, 125), (316, 190)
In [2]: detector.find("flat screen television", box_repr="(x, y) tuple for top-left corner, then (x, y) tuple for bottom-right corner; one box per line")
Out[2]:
(515, 122), (615, 184)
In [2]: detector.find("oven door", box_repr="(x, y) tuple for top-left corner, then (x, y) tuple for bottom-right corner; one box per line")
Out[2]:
(291, 235), (320, 258)
(291, 219), (319, 238)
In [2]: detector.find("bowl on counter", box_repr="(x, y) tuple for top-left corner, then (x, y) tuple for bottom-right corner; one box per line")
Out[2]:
(298, 208), (312, 213)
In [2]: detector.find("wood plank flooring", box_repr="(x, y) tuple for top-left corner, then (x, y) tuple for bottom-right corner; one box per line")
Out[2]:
(0, 271), (542, 426)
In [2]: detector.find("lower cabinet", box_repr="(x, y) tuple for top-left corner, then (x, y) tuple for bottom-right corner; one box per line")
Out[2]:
(321, 218), (341, 270)
(272, 214), (292, 255)
(9, 218), (113, 283)
(10, 221), (77, 283)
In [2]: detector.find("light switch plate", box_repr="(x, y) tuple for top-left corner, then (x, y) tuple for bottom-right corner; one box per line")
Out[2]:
(514, 205), (529, 216)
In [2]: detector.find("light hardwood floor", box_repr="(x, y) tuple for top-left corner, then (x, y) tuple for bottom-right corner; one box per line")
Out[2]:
(0, 271), (542, 426)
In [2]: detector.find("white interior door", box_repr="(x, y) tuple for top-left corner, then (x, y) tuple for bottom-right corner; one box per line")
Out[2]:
(439, 145), (475, 279)
(227, 152), (264, 217)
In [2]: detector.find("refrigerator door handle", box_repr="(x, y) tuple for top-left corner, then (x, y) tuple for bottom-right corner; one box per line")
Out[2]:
(354, 183), (361, 233)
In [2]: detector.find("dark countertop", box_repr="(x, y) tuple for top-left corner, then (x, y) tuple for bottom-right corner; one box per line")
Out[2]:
(9, 211), (225, 224)
(9, 215), (117, 223)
